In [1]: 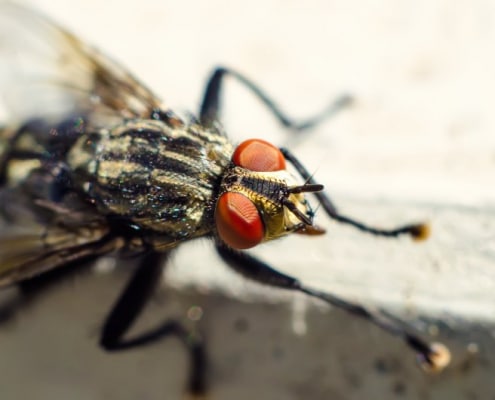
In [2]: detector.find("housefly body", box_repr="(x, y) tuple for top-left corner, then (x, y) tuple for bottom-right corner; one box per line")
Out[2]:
(0, 2), (450, 397)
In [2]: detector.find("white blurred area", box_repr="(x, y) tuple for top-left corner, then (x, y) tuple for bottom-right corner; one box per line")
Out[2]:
(3, 0), (495, 323)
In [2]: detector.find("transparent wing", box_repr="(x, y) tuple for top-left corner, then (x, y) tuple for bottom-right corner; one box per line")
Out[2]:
(0, 182), (120, 287)
(0, 1), (164, 126)
(0, 3), (162, 285)
(0, 227), (118, 287)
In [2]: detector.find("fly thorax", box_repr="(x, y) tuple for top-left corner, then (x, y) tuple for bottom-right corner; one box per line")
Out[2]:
(67, 119), (232, 241)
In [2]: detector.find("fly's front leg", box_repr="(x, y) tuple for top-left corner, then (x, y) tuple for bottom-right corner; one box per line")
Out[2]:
(281, 147), (431, 240)
(216, 243), (450, 373)
(199, 66), (352, 130)
(101, 251), (207, 398)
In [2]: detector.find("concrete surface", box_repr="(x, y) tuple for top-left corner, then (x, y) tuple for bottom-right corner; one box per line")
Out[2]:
(0, 0), (494, 399)
(0, 274), (493, 400)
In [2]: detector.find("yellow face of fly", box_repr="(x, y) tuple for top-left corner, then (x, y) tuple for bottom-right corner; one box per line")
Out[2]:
(218, 167), (318, 244)
(214, 138), (324, 250)
(249, 170), (314, 242)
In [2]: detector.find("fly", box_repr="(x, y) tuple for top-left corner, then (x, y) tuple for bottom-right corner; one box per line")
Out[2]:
(0, 3), (450, 398)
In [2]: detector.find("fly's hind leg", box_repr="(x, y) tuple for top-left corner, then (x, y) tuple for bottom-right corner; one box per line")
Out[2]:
(199, 66), (352, 131)
(100, 251), (207, 398)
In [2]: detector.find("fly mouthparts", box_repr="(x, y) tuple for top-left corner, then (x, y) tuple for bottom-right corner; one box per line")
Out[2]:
(287, 183), (324, 195)
(282, 198), (313, 225)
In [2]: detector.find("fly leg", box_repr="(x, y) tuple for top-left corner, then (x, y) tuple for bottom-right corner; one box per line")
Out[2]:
(100, 251), (207, 398)
(216, 243), (450, 373)
(199, 66), (352, 130)
(199, 68), (428, 240)
(281, 147), (430, 240)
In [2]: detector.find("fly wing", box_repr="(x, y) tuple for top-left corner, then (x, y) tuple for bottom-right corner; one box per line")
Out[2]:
(0, 226), (119, 287)
(0, 1), (164, 127)
(0, 3), (164, 286)
(0, 181), (122, 287)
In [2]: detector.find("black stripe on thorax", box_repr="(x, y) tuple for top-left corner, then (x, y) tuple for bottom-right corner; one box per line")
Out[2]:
(240, 176), (284, 202)
(101, 150), (200, 178)
(94, 179), (194, 203)
(121, 128), (205, 152)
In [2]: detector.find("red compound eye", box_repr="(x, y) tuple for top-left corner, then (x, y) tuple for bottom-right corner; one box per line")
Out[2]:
(232, 139), (286, 171)
(215, 192), (264, 249)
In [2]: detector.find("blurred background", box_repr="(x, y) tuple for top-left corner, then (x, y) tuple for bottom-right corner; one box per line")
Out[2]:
(0, 0), (494, 399)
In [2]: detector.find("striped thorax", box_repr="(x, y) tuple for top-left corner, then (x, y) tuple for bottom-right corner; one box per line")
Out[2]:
(67, 119), (233, 246)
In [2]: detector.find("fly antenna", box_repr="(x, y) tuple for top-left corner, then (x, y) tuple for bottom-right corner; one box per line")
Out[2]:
(287, 183), (323, 195)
